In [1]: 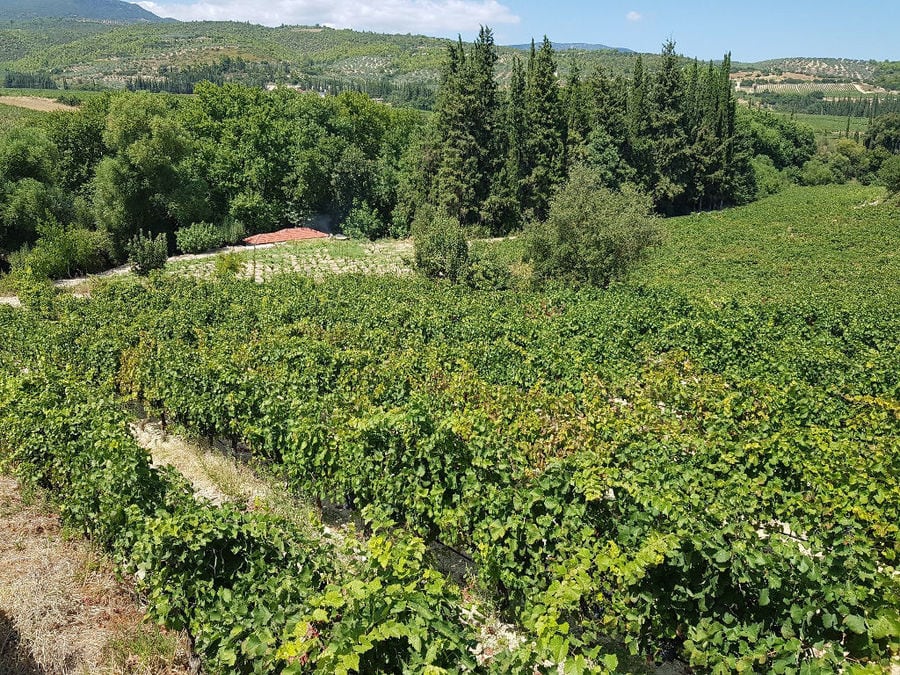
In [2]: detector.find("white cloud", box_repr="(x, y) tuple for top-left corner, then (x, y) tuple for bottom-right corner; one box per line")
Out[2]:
(136, 0), (519, 35)
(626, 10), (643, 22)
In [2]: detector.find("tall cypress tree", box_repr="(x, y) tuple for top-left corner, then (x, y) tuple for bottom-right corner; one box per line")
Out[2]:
(432, 38), (477, 223)
(583, 66), (632, 187)
(428, 28), (506, 228)
(523, 36), (564, 221)
(648, 40), (690, 214)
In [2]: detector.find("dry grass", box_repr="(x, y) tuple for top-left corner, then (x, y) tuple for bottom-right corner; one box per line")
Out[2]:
(0, 97), (76, 113)
(0, 476), (192, 675)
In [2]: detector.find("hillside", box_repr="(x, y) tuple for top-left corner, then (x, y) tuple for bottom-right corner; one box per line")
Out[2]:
(638, 184), (899, 304)
(0, 20), (670, 104)
(0, 0), (166, 23)
(732, 56), (900, 93)
(0, 18), (894, 106)
(508, 42), (633, 54)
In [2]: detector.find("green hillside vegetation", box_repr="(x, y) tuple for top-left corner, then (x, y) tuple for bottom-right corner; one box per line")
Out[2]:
(0, 101), (46, 126)
(3, 29), (899, 284)
(0, 19), (673, 104)
(0, 17), (893, 111)
(638, 183), (898, 304)
(0, 0), (165, 23)
(1, 182), (897, 670)
(733, 57), (879, 83)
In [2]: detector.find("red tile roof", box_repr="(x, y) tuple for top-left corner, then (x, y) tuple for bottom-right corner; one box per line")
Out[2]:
(243, 227), (329, 246)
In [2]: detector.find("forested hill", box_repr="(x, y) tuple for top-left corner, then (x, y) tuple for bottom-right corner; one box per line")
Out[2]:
(1, 17), (894, 106)
(0, 0), (167, 23)
(0, 20), (672, 105)
(508, 42), (634, 53)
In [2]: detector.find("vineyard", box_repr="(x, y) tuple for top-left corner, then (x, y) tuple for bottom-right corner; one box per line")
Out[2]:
(735, 82), (879, 96)
(0, 182), (898, 673)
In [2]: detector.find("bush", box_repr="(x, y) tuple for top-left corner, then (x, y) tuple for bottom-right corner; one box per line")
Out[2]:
(412, 211), (469, 283)
(466, 242), (515, 291)
(524, 165), (660, 287)
(752, 155), (787, 198)
(878, 154), (900, 194)
(10, 218), (111, 279)
(213, 252), (244, 278)
(799, 158), (837, 186)
(175, 221), (225, 254)
(127, 231), (168, 276)
(13, 266), (56, 316)
(342, 203), (385, 240)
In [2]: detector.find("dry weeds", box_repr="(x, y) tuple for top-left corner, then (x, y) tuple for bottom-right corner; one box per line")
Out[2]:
(0, 476), (192, 675)
(0, 97), (76, 113)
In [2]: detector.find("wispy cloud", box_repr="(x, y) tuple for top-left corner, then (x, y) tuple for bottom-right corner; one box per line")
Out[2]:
(626, 10), (643, 22)
(136, 0), (520, 34)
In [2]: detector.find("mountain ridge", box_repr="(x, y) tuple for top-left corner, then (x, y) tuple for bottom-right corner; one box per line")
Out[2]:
(0, 0), (170, 23)
(507, 42), (634, 54)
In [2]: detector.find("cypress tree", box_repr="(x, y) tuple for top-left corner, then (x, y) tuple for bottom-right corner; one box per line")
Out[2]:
(523, 36), (564, 221)
(648, 40), (690, 214)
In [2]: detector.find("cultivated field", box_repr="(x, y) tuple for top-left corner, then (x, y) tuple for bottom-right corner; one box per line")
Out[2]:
(1, 183), (897, 672)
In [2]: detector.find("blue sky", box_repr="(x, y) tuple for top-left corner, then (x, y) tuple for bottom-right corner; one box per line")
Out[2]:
(136, 0), (899, 62)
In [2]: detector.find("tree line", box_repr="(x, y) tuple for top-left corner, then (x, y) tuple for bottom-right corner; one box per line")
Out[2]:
(403, 30), (766, 237)
(751, 91), (900, 118)
(2, 29), (898, 280)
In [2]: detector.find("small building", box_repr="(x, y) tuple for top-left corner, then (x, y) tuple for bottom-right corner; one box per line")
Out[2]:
(242, 228), (329, 246)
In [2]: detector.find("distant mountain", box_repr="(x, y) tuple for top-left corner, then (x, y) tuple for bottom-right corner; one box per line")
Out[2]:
(508, 42), (634, 54)
(0, 0), (170, 23)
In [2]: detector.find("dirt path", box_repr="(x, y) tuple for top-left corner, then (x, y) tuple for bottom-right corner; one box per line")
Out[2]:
(0, 97), (76, 113)
(0, 476), (192, 674)
(132, 420), (272, 508)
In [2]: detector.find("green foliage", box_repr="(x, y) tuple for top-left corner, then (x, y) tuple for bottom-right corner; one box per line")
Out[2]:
(865, 113), (900, 154)
(11, 265), (56, 315)
(525, 166), (660, 286)
(799, 157), (837, 185)
(1, 200), (898, 672)
(213, 251), (244, 278)
(279, 512), (478, 674)
(751, 155), (788, 197)
(174, 221), (226, 254)
(466, 242), (515, 291)
(879, 154), (900, 193)
(638, 184), (898, 304)
(0, 318), (484, 675)
(10, 217), (109, 278)
(126, 230), (167, 276)
(341, 203), (384, 240)
(412, 212), (470, 282)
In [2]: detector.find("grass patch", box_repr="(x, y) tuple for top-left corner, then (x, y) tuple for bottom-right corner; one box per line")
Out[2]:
(100, 622), (188, 674)
(782, 112), (870, 135)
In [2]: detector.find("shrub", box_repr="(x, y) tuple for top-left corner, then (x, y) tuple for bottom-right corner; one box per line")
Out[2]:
(13, 266), (56, 316)
(127, 231), (168, 276)
(466, 242), (514, 291)
(524, 165), (661, 287)
(799, 158), (837, 186)
(10, 218), (111, 279)
(412, 211), (469, 283)
(878, 154), (900, 194)
(342, 203), (385, 240)
(213, 252), (244, 278)
(175, 221), (225, 254)
(752, 155), (787, 198)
